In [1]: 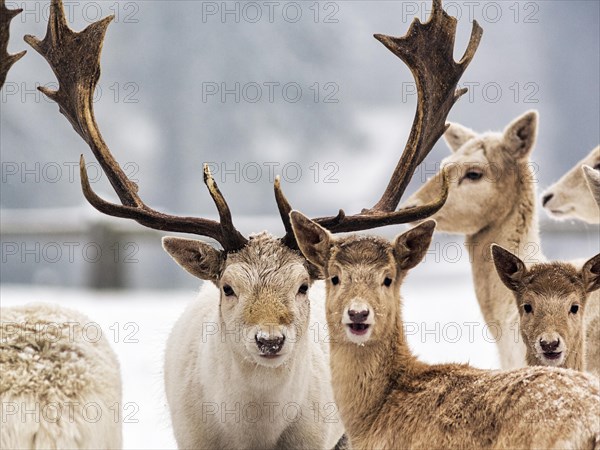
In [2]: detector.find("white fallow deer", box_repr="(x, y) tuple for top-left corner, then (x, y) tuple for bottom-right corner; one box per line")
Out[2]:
(25, 0), (482, 447)
(542, 146), (600, 223)
(1, 304), (122, 450)
(402, 110), (541, 369)
(290, 213), (600, 450)
(492, 245), (600, 377)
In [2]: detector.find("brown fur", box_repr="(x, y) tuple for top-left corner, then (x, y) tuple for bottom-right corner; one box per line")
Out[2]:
(493, 247), (600, 373)
(291, 212), (600, 450)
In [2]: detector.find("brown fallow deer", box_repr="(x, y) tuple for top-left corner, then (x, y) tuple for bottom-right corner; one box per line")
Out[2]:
(289, 212), (600, 450)
(492, 245), (600, 377)
(24, 0), (482, 448)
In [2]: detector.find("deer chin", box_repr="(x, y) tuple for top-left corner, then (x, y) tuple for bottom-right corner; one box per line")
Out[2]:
(535, 350), (566, 367)
(343, 323), (374, 345)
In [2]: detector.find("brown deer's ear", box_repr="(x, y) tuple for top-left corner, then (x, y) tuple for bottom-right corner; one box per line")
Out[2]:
(502, 110), (538, 160)
(443, 123), (477, 152)
(491, 245), (527, 292)
(162, 237), (225, 283)
(581, 254), (600, 293)
(393, 220), (436, 271)
(290, 211), (332, 272)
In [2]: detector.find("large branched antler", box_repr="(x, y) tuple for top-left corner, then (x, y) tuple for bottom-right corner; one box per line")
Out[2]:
(25, 0), (247, 252)
(278, 0), (482, 242)
(0, 0), (26, 89)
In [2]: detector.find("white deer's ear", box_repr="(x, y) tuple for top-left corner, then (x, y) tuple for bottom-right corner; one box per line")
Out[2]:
(581, 254), (600, 293)
(443, 123), (477, 152)
(393, 220), (436, 271)
(582, 165), (600, 206)
(502, 110), (538, 160)
(162, 237), (225, 282)
(290, 211), (331, 271)
(491, 244), (527, 292)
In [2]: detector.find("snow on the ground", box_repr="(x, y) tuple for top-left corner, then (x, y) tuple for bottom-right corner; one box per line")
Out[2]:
(1, 270), (498, 449)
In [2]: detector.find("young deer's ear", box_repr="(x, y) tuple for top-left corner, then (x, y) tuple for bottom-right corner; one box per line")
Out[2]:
(581, 254), (600, 293)
(290, 211), (331, 271)
(582, 165), (600, 206)
(444, 123), (477, 152)
(502, 110), (538, 160)
(162, 237), (225, 283)
(491, 244), (527, 292)
(393, 220), (436, 271)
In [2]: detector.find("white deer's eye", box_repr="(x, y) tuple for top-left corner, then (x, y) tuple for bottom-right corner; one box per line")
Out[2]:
(383, 277), (393, 287)
(298, 284), (309, 295)
(331, 276), (340, 286)
(222, 284), (236, 297)
(463, 170), (483, 181)
(570, 304), (579, 314)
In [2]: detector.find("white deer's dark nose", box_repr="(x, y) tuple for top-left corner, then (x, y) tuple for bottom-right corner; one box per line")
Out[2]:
(542, 193), (554, 206)
(255, 334), (285, 355)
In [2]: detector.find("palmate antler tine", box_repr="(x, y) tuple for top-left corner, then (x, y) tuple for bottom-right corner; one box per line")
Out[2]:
(279, 0), (479, 245)
(0, 0), (26, 89)
(371, 0), (482, 212)
(26, 0), (247, 252)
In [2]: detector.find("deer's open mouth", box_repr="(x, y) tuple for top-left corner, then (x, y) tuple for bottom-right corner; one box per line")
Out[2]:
(348, 323), (370, 335)
(542, 351), (562, 360)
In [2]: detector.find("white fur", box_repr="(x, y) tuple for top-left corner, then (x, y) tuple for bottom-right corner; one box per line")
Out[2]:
(0, 303), (122, 449)
(164, 281), (343, 449)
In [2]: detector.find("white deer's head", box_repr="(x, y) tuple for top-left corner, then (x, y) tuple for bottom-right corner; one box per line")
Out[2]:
(542, 146), (600, 224)
(402, 111), (538, 235)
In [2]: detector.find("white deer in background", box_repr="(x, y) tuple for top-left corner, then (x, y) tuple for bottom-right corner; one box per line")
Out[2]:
(1, 304), (122, 449)
(542, 146), (600, 223)
(26, 0), (482, 447)
(402, 111), (539, 369)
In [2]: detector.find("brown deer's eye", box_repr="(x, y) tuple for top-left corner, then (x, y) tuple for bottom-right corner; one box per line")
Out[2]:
(383, 277), (393, 287)
(523, 304), (533, 314)
(331, 276), (340, 286)
(222, 284), (235, 297)
(570, 304), (579, 314)
(298, 284), (309, 295)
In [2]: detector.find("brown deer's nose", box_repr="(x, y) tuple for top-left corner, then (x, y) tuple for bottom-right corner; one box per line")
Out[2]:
(348, 309), (370, 323)
(255, 335), (285, 355)
(542, 193), (554, 206)
(540, 338), (560, 352)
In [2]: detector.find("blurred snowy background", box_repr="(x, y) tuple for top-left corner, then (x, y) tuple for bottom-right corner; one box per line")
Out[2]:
(1, 1), (599, 448)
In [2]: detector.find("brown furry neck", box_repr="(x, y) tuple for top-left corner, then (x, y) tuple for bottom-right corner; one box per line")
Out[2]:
(328, 304), (422, 437)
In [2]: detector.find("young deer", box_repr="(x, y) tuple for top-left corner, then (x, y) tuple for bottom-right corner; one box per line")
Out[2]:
(290, 213), (600, 450)
(542, 146), (600, 223)
(492, 245), (600, 376)
(0, 0), (26, 89)
(25, 0), (482, 447)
